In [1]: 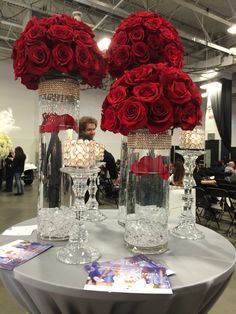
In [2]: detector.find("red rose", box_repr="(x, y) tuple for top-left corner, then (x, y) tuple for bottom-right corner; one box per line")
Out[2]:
(111, 31), (128, 47)
(163, 69), (192, 104)
(25, 26), (46, 45)
(107, 86), (127, 105)
(174, 103), (202, 130)
(74, 30), (94, 47)
(133, 82), (163, 102)
(48, 25), (74, 42)
(111, 76), (127, 89)
(52, 44), (74, 73)
(133, 12), (154, 17)
(27, 43), (51, 75)
(64, 16), (94, 36)
(118, 97), (147, 132)
(23, 16), (38, 33)
(159, 26), (178, 41)
(124, 64), (153, 85)
(21, 74), (39, 90)
(154, 155), (170, 180)
(101, 106), (120, 133)
(163, 42), (183, 68)
(119, 16), (142, 30)
(40, 113), (60, 133)
(143, 17), (162, 31)
(75, 44), (92, 70)
(112, 45), (131, 68)
(131, 159), (149, 176)
(12, 41), (27, 77)
(189, 83), (202, 106)
(147, 33), (162, 50)
(131, 42), (150, 63)
(128, 27), (145, 43)
(147, 97), (174, 133)
(110, 45), (131, 75)
(60, 114), (78, 132)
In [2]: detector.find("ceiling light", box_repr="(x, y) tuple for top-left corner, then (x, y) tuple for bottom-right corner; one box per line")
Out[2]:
(97, 37), (111, 51)
(227, 24), (236, 34)
(200, 82), (222, 94)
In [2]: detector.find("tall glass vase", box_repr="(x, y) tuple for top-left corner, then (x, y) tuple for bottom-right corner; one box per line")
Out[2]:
(124, 130), (172, 254)
(117, 136), (128, 226)
(37, 76), (80, 241)
(170, 150), (205, 240)
(57, 167), (100, 264)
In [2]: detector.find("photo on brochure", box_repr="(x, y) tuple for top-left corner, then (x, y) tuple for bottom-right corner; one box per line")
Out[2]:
(0, 239), (53, 270)
(84, 255), (172, 294)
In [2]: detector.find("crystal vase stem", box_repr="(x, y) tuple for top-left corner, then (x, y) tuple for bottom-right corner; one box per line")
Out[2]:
(171, 150), (204, 240)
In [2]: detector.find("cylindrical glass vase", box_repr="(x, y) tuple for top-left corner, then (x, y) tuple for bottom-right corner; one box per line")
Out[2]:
(37, 76), (80, 241)
(124, 130), (172, 254)
(117, 136), (128, 226)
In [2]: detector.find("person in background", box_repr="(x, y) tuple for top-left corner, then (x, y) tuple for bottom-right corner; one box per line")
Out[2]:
(169, 161), (185, 187)
(225, 161), (235, 174)
(12, 146), (26, 195)
(79, 116), (118, 184)
(4, 150), (14, 192)
(225, 161), (235, 182)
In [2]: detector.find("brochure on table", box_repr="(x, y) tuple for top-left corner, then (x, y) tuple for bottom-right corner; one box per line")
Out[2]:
(84, 254), (173, 294)
(0, 239), (53, 270)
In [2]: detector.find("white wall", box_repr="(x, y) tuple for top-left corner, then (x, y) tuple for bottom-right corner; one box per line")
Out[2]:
(0, 60), (122, 163)
(0, 60), (38, 163)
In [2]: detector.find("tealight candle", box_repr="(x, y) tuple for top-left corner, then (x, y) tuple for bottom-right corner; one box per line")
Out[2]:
(63, 139), (105, 167)
(179, 128), (205, 150)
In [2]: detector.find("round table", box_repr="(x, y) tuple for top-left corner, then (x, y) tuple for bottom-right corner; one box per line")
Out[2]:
(0, 210), (235, 314)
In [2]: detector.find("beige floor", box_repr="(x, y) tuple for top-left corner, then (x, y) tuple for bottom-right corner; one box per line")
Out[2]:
(0, 181), (235, 314)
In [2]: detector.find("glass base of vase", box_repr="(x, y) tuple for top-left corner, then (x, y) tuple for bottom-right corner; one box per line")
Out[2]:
(57, 243), (101, 264)
(86, 210), (107, 222)
(124, 241), (168, 255)
(170, 221), (204, 240)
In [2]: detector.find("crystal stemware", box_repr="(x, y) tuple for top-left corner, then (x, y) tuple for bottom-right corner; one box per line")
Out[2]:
(170, 150), (205, 240)
(57, 167), (101, 264)
(86, 163), (107, 222)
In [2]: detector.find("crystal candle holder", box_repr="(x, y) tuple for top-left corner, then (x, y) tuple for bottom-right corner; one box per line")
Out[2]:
(86, 162), (107, 222)
(57, 167), (100, 264)
(171, 128), (205, 240)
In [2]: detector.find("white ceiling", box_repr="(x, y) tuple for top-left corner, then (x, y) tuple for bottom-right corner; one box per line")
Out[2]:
(1, 0), (236, 83)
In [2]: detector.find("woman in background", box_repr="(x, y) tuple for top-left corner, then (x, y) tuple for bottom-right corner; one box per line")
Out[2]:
(4, 150), (14, 192)
(169, 161), (185, 187)
(12, 146), (26, 195)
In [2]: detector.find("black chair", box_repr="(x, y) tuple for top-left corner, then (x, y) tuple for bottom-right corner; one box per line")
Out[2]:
(216, 183), (236, 191)
(216, 179), (229, 187)
(205, 187), (228, 229)
(195, 187), (211, 223)
(226, 190), (236, 237)
(215, 172), (232, 180)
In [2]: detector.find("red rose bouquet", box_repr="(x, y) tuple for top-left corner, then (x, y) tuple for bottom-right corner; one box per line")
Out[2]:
(12, 14), (106, 90)
(101, 63), (202, 135)
(106, 11), (184, 78)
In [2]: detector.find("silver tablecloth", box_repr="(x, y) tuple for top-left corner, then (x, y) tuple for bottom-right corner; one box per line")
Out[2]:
(0, 210), (235, 314)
